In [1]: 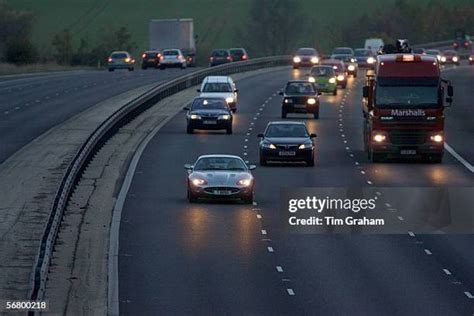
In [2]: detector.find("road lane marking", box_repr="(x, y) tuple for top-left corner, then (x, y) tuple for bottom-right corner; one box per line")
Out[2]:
(385, 203), (391, 207)
(261, 230), (267, 235)
(397, 216), (404, 221)
(444, 143), (474, 173)
(256, 214), (262, 219)
(367, 180), (373, 185)
(408, 231), (415, 237)
(267, 246), (274, 253)
(276, 266), (283, 272)
(424, 249), (432, 255)
(287, 289), (295, 296)
(443, 269), (452, 275)
(464, 291), (473, 299)
(360, 170), (366, 174)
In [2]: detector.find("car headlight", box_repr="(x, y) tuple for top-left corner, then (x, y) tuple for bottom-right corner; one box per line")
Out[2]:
(298, 143), (312, 149)
(284, 98), (293, 103)
(262, 143), (277, 149)
(452, 56), (458, 62)
(191, 178), (207, 186)
(308, 76), (315, 83)
(218, 114), (230, 120)
(125, 57), (131, 63)
(430, 134), (443, 143)
(293, 56), (301, 63)
(348, 65), (355, 71)
(307, 98), (316, 105)
(329, 77), (336, 84)
(469, 56), (473, 61)
(441, 56), (446, 62)
(189, 114), (201, 120)
(225, 97), (234, 103)
(237, 178), (252, 186)
(367, 57), (375, 64)
(373, 133), (386, 143)
(337, 75), (345, 81)
(350, 58), (357, 63)
(311, 57), (319, 64)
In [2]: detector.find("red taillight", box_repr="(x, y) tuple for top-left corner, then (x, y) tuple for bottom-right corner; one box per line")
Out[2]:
(160, 56), (164, 61)
(453, 42), (459, 48)
(464, 41), (469, 47)
(210, 56), (214, 61)
(156, 53), (161, 58)
(108, 57), (112, 62)
(226, 56), (232, 61)
(188, 57), (193, 61)
(242, 55), (248, 60)
(141, 53), (146, 59)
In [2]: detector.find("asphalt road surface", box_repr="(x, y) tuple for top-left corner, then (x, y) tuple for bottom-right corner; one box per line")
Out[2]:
(0, 67), (197, 163)
(119, 65), (473, 315)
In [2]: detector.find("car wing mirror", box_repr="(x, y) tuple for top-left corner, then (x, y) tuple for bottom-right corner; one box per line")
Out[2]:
(257, 133), (264, 138)
(310, 133), (317, 138)
(184, 164), (193, 170)
(183, 107), (190, 111)
(317, 92), (322, 96)
(248, 165), (257, 170)
(196, 89), (201, 92)
(278, 91), (283, 96)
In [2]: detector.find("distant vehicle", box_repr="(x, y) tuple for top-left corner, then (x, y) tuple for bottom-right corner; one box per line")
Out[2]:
(185, 155), (255, 203)
(331, 54), (358, 77)
(107, 51), (135, 72)
(292, 48), (320, 69)
(197, 76), (238, 112)
(332, 47), (354, 56)
(209, 49), (233, 66)
(308, 65), (338, 96)
(279, 80), (321, 119)
(141, 50), (161, 69)
(469, 51), (474, 65)
(258, 121), (317, 166)
(321, 59), (347, 88)
(184, 97), (233, 134)
(159, 49), (187, 69)
(412, 48), (426, 55)
(229, 48), (249, 61)
(354, 48), (376, 68)
(365, 38), (384, 55)
(453, 29), (472, 51)
(149, 18), (196, 66)
(441, 50), (460, 65)
(425, 49), (442, 62)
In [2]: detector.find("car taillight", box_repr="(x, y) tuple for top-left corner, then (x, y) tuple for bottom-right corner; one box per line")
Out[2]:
(210, 56), (214, 61)
(226, 56), (232, 61)
(156, 53), (160, 58)
(453, 42), (458, 47)
(108, 57), (112, 62)
(142, 53), (146, 59)
(464, 41), (469, 47)
(160, 56), (164, 61)
(242, 55), (248, 60)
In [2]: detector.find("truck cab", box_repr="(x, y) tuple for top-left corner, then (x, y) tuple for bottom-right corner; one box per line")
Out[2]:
(362, 54), (453, 162)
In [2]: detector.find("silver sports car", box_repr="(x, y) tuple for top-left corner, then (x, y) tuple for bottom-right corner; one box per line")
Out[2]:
(184, 155), (256, 203)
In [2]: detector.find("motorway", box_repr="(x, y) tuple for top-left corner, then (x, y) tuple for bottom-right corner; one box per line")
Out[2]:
(117, 65), (473, 315)
(118, 66), (473, 315)
(0, 67), (197, 163)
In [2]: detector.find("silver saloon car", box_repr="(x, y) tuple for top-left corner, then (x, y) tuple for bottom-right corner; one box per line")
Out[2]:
(185, 155), (255, 203)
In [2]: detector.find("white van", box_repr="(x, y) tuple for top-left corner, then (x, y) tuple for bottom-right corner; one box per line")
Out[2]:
(198, 76), (238, 112)
(364, 38), (384, 55)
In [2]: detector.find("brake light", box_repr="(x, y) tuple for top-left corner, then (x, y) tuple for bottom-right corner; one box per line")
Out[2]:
(142, 53), (146, 59)
(160, 55), (164, 61)
(242, 54), (248, 60)
(156, 53), (161, 58)
(108, 57), (112, 62)
(453, 42), (459, 48)
(464, 41), (469, 47)
(227, 56), (232, 61)
(395, 54), (421, 62)
(210, 56), (214, 61)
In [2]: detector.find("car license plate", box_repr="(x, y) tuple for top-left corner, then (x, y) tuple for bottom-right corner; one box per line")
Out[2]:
(318, 84), (327, 88)
(203, 120), (217, 124)
(400, 149), (416, 155)
(294, 104), (306, 108)
(214, 190), (231, 195)
(148, 58), (155, 62)
(279, 151), (296, 156)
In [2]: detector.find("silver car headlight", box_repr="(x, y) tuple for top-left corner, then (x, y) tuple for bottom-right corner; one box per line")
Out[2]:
(189, 114), (201, 120)
(237, 178), (252, 186)
(298, 143), (312, 149)
(293, 56), (301, 63)
(218, 114), (231, 120)
(225, 97), (234, 103)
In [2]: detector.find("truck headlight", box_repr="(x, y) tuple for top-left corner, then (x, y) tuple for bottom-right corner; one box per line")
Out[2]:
(293, 56), (301, 63)
(373, 133), (386, 143)
(225, 97), (234, 103)
(328, 77), (336, 84)
(430, 134), (443, 143)
(307, 98), (316, 105)
(311, 57), (319, 64)
(348, 65), (355, 71)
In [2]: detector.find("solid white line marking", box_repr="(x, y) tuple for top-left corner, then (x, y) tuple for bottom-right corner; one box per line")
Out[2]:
(267, 247), (274, 253)
(408, 231), (415, 237)
(385, 203), (391, 207)
(424, 249), (432, 255)
(443, 269), (452, 275)
(464, 291), (474, 299)
(276, 266), (283, 272)
(398, 216), (404, 221)
(261, 230), (267, 235)
(444, 143), (474, 173)
(287, 289), (295, 296)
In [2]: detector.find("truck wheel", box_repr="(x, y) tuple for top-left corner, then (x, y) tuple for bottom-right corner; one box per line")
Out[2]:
(186, 125), (194, 134)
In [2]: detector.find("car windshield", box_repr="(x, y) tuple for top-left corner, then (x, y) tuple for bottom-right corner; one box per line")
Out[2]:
(212, 50), (228, 57)
(202, 82), (232, 92)
(375, 79), (439, 108)
(191, 99), (228, 110)
(163, 50), (178, 56)
(443, 51), (456, 56)
(145, 52), (158, 57)
(296, 48), (316, 56)
(332, 48), (353, 55)
(332, 55), (352, 62)
(354, 49), (370, 56)
(285, 82), (315, 95)
(311, 67), (334, 77)
(265, 124), (309, 138)
(194, 157), (246, 171)
(111, 53), (127, 59)
(230, 49), (244, 56)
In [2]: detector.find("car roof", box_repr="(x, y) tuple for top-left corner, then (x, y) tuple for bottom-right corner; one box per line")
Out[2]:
(193, 96), (227, 101)
(267, 120), (306, 126)
(229, 47), (246, 51)
(111, 51), (129, 54)
(286, 80), (313, 84)
(312, 65), (334, 68)
(321, 59), (344, 64)
(198, 154), (244, 159)
(355, 48), (369, 51)
(203, 76), (233, 83)
(144, 50), (160, 53)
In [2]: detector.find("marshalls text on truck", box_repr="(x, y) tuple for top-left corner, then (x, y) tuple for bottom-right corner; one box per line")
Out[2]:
(362, 54), (453, 162)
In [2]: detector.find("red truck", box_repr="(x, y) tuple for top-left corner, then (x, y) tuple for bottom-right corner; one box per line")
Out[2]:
(362, 54), (453, 162)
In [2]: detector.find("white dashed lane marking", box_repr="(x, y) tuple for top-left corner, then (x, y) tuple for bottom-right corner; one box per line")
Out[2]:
(424, 249), (432, 255)
(464, 291), (474, 299)
(267, 247), (274, 253)
(287, 289), (295, 296)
